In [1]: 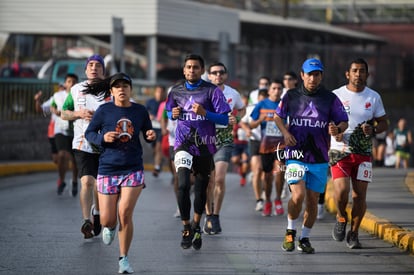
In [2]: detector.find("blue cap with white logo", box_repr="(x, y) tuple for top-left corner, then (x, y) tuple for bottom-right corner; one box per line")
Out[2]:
(302, 58), (324, 73)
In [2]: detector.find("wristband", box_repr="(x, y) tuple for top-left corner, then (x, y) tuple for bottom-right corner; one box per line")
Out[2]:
(236, 116), (241, 123)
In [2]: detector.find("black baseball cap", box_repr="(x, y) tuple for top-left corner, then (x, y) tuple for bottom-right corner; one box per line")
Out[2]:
(110, 73), (132, 87)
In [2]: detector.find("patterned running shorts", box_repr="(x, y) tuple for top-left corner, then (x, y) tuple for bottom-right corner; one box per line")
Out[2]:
(97, 170), (145, 195)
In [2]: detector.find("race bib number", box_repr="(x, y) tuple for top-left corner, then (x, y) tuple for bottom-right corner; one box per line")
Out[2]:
(265, 121), (282, 137)
(174, 151), (193, 172)
(285, 163), (306, 184)
(396, 134), (407, 146)
(356, 161), (372, 182)
(77, 94), (86, 109)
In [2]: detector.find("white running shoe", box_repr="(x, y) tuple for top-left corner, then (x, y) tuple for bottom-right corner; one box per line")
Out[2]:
(118, 256), (134, 274)
(173, 207), (180, 218)
(102, 227), (116, 245)
(317, 204), (325, 220)
(255, 200), (264, 211)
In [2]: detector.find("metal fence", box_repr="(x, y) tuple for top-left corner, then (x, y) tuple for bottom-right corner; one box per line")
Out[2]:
(0, 79), (155, 121)
(0, 79), (56, 121)
(0, 78), (159, 161)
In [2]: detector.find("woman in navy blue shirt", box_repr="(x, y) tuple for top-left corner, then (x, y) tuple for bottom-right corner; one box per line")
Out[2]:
(85, 73), (156, 274)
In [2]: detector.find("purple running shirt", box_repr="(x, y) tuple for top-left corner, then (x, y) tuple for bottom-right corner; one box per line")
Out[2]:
(165, 80), (231, 156)
(275, 85), (348, 163)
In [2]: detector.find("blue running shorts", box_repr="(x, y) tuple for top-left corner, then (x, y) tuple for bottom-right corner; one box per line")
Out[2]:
(285, 160), (328, 193)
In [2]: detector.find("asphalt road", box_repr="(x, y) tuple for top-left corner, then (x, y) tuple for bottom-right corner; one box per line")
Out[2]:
(0, 170), (413, 275)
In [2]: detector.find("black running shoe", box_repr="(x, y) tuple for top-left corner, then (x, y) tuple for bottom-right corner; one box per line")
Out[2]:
(57, 181), (66, 195)
(91, 205), (102, 236)
(152, 168), (160, 177)
(81, 220), (94, 239)
(332, 217), (347, 241)
(71, 181), (78, 197)
(346, 230), (362, 249)
(181, 226), (193, 249)
(192, 225), (202, 250)
(297, 237), (315, 254)
(211, 215), (222, 234)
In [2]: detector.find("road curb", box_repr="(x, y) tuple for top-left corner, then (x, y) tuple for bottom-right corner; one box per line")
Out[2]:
(0, 161), (160, 177)
(0, 162), (57, 177)
(325, 172), (414, 255)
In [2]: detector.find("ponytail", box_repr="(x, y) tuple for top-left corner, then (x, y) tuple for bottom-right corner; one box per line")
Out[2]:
(82, 77), (112, 100)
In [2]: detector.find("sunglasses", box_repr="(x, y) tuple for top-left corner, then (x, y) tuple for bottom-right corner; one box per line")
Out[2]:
(209, 70), (226, 76)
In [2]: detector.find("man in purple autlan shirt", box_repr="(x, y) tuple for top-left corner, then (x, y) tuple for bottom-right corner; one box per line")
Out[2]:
(274, 58), (348, 254)
(165, 54), (231, 250)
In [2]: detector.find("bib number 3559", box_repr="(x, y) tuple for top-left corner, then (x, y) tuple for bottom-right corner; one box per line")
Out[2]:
(174, 151), (193, 172)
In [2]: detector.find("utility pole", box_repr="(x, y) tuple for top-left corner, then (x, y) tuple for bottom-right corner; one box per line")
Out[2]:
(282, 0), (289, 19)
(111, 17), (125, 73)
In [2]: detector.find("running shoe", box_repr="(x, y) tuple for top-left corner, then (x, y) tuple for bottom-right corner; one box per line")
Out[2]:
(102, 227), (116, 245)
(346, 230), (362, 249)
(181, 226), (193, 249)
(332, 217), (347, 241)
(57, 181), (66, 195)
(255, 199), (264, 212)
(297, 237), (315, 254)
(274, 199), (284, 216)
(211, 215), (222, 234)
(203, 215), (213, 235)
(317, 203), (325, 220)
(91, 205), (102, 236)
(262, 201), (272, 216)
(192, 225), (202, 250)
(81, 220), (94, 239)
(118, 256), (134, 274)
(71, 181), (78, 197)
(152, 168), (160, 177)
(282, 229), (296, 252)
(240, 177), (246, 186)
(173, 207), (181, 218)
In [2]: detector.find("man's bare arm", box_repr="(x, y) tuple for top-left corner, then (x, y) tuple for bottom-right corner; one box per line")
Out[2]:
(62, 108), (94, 121)
(61, 110), (78, 121)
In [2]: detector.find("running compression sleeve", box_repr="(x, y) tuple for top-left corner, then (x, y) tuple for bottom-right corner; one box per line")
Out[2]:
(167, 111), (175, 120)
(205, 111), (228, 126)
(168, 110), (228, 125)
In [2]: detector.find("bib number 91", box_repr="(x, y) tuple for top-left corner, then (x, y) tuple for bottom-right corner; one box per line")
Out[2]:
(356, 161), (372, 182)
